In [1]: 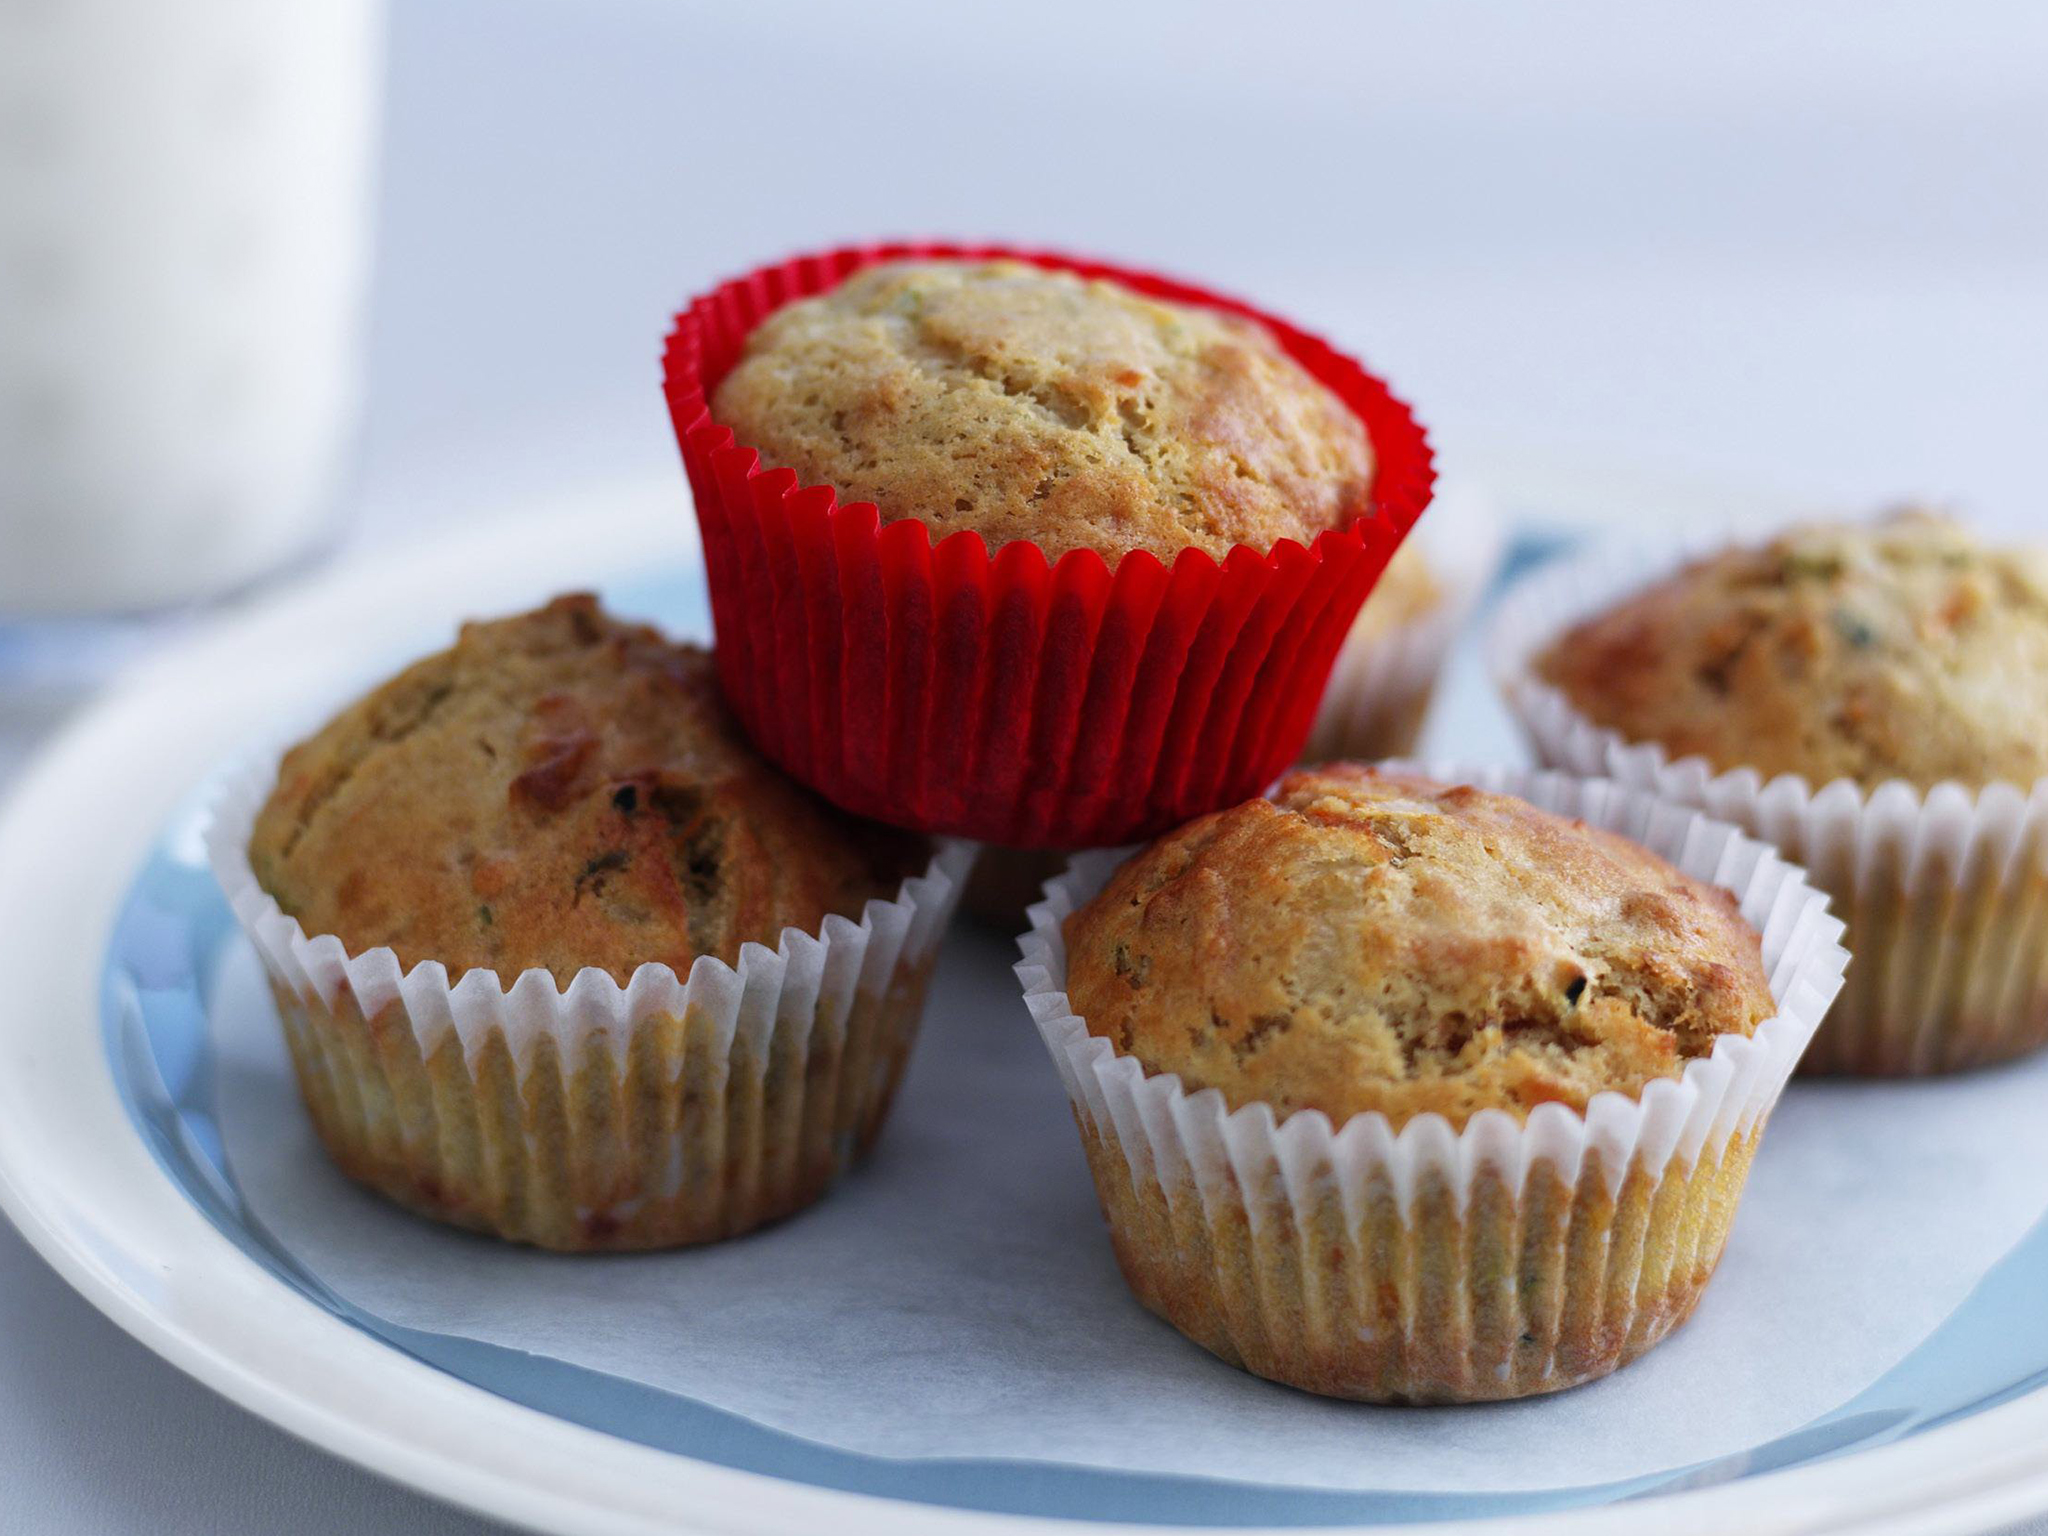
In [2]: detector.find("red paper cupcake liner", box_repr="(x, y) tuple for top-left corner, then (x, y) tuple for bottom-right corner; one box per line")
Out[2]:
(661, 241), (1435, 846)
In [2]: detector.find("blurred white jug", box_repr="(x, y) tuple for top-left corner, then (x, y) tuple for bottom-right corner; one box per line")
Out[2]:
(0, 0), (382, 617)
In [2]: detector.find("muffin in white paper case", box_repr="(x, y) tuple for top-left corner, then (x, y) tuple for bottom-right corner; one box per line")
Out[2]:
(1491, 538), (2048, 1075)
(1015, 765), (1848, 1404)
(208, 760), (973, 1252)
(1300, 480), (1503, 764)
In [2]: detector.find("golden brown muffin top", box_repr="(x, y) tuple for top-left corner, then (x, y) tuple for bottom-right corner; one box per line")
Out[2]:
(1535, 512), (2048, 790)
(1062, 767), (1772, 1129)
(711, 260), (1374, 563)
(248, 595), (931, 985)
(1349, 537), (1442, 643)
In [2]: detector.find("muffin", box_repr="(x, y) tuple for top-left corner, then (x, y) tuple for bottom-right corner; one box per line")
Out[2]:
(1300, 483), (1502, 763)
(212, 594), (969, 1250)
(1018, 765), (1848, 1403)
(663, 242), (1435, 847)
(1534, 513), (2048, 788)
(1500, 512), (2048, 1073)
(712, 259), (1373, 564)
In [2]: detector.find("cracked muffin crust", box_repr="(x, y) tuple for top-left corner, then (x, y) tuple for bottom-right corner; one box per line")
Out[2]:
(1062, 765), (1772, 1128)
(248, 593), (931, 984)
(1535, 511), (2048, 789)
(710, 259), (1374, 563)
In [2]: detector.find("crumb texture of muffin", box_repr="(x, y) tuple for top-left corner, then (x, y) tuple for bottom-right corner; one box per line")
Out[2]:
(248, 594), (930, 983)
(711, 259), (1373, 563)
(1063, 766), (1772, 1128)
(1536, 512), (2048, 789)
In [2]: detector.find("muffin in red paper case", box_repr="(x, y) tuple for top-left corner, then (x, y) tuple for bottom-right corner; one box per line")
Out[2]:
(660, 243), (1434, 847)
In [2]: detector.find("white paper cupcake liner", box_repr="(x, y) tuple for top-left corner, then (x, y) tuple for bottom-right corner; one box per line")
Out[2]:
(1016, 763), (1849, 1402)
(1301, 480), (1504, 764)
(208, 759), (974, 1250)
(1490, 539), (2048, 1075)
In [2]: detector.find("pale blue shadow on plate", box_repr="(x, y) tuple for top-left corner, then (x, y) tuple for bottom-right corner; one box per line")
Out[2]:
(100, 550), (2048, 1526)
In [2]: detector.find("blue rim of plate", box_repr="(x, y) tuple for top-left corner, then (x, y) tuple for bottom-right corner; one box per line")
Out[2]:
(98, 554), (2048, 1529)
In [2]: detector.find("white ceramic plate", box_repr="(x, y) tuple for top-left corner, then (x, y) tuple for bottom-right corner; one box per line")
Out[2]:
(4, 477), (2048, 1536)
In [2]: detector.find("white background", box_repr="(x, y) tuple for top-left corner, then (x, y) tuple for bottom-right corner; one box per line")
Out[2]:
(3, 1), (2046, 1530)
